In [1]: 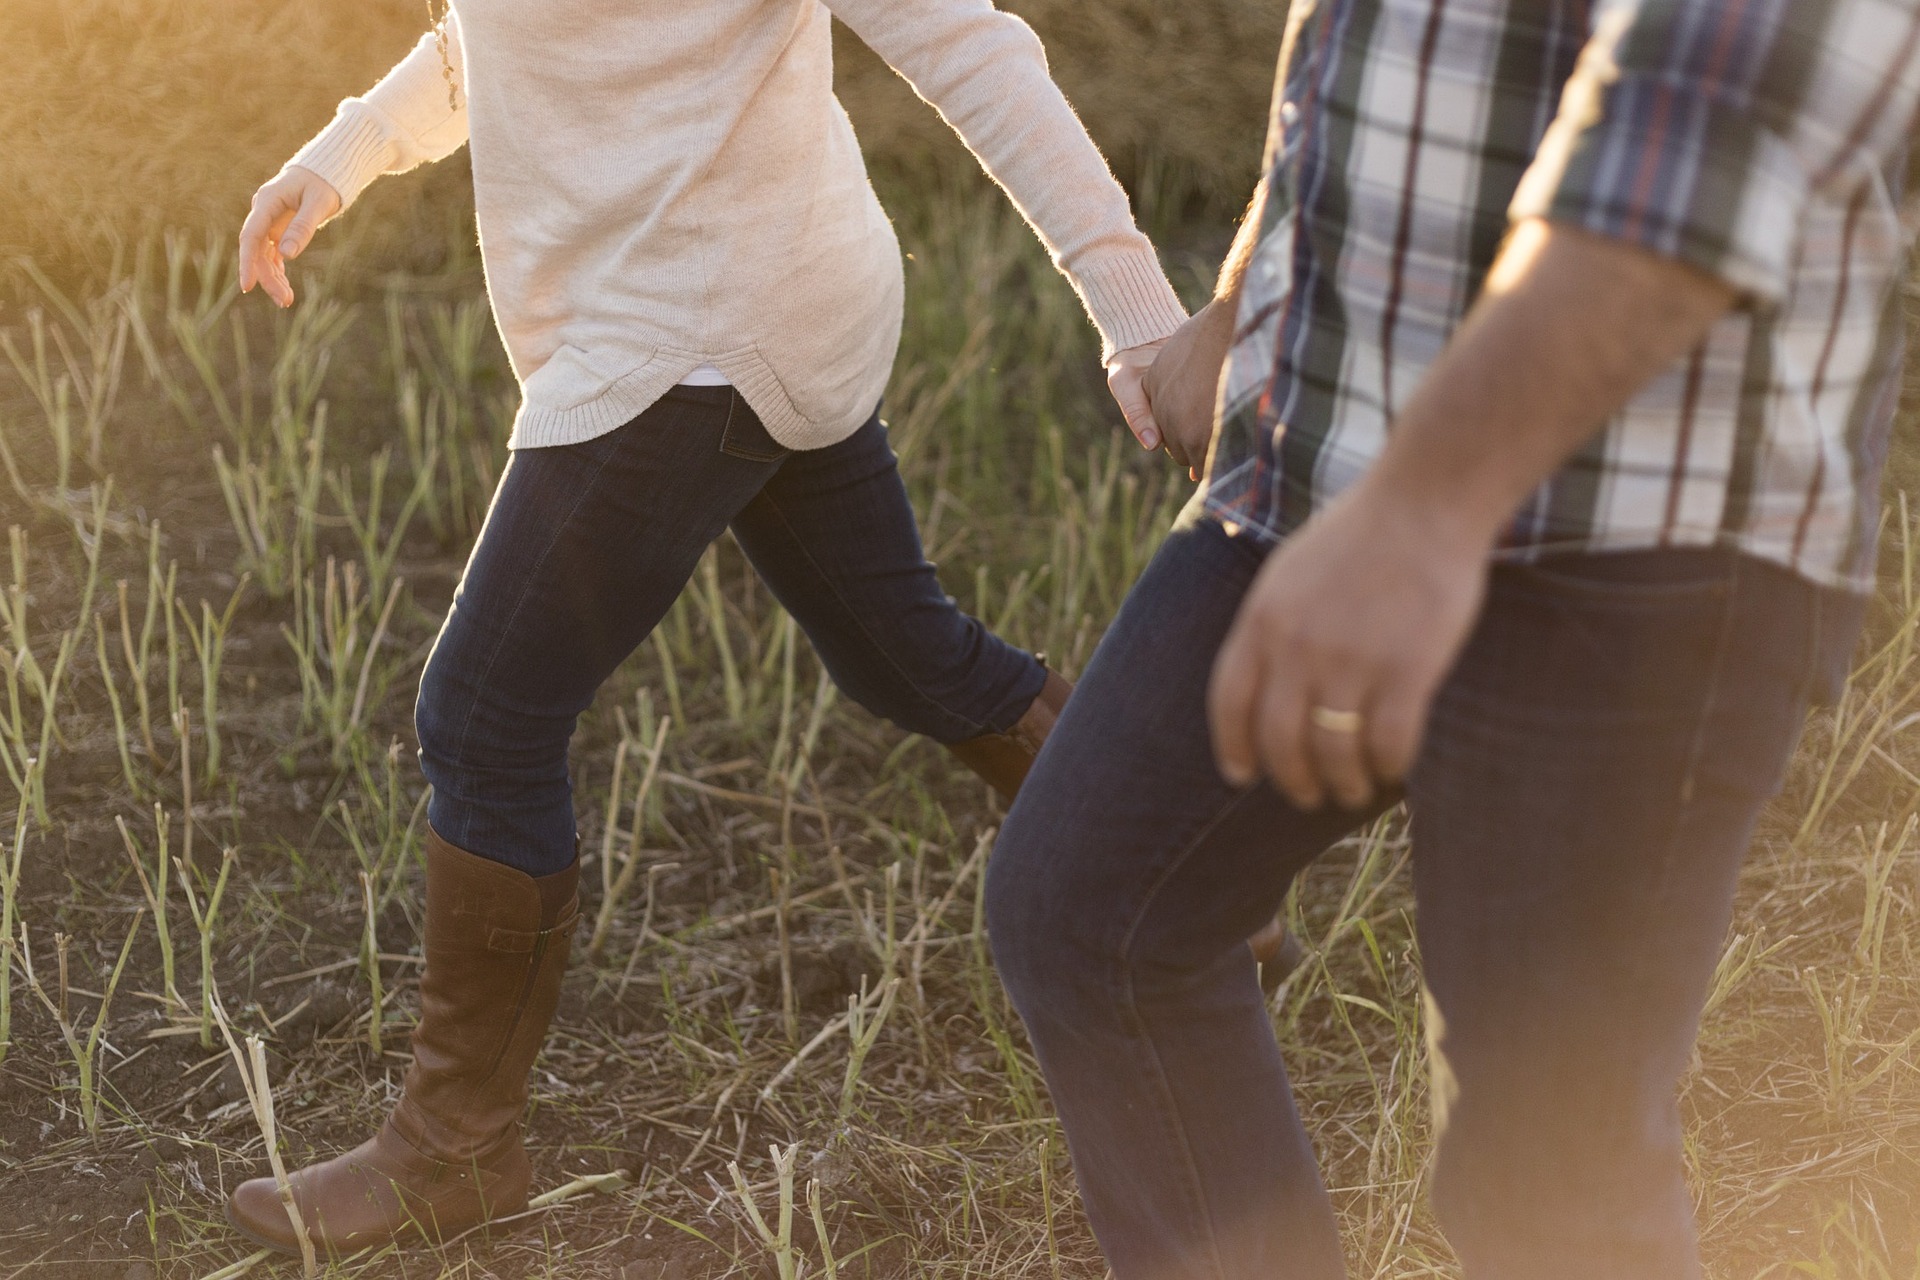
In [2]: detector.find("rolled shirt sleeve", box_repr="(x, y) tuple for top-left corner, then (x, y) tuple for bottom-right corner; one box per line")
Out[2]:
(1512, 0), (1920, 302)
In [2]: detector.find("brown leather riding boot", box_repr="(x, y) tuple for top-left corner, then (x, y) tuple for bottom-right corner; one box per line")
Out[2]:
(226, 830), (579, 1257)
(944, 669), (1307, 986)
(1250, 916), (1310, 994)
(943, 668), (1074, 800)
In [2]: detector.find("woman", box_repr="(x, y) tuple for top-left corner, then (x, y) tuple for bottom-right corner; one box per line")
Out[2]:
(225, 0), (1272, 1256)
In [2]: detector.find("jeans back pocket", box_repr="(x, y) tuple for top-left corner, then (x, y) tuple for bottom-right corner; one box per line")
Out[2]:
(719, 392), (791, 463)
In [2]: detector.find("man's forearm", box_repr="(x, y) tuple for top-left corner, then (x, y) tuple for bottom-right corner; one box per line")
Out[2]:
(1362, 218), (1737, 549)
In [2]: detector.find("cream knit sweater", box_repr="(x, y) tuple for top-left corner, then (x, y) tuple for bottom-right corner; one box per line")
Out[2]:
(291, 0), (1189, 451)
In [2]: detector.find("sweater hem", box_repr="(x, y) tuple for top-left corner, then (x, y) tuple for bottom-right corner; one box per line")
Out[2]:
(507, 349), (866, 453)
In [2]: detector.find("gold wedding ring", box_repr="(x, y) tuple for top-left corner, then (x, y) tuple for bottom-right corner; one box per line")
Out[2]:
(1309, 706), (1364, 735)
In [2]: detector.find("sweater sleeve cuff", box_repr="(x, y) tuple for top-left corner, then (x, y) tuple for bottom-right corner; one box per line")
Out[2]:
(1068, 246), (1191, 360)
(287, 103), (401, 212)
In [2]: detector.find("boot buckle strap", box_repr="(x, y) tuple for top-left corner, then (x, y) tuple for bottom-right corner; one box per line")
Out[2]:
(487, 911), (579, 954)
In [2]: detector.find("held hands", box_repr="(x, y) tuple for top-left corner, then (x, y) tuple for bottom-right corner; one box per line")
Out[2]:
(1106, 299), (1237, 478)
(1141, 297), (1235, 479)
(1205, 479), (1490, 811)
(238, 166), (343, 308)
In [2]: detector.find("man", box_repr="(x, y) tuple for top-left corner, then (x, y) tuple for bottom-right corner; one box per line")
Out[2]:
(994, 1), (1918, 1276)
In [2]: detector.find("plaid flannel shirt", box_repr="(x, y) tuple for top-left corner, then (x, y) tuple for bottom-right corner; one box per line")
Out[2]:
(1205, 0), (1920, 592)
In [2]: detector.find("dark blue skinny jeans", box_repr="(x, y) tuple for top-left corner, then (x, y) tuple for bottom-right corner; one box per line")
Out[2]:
(987, 513), (1863, 1280)
(416, 386), (1046, 875)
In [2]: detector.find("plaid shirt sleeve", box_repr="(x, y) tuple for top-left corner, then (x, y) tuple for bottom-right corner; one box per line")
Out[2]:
(1511, 0), (1920, 302)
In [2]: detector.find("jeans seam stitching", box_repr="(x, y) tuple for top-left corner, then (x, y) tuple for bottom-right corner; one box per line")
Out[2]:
(438, 438), (625, 845)
(1639, 553), (1747, 970)
(753, 485), (1000, 740)
(719, 388), (787, 462)
(1114, 786), (1266, 1280)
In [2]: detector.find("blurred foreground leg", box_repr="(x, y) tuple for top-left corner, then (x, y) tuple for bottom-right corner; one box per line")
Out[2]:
(1413, 551), (1861, 1278)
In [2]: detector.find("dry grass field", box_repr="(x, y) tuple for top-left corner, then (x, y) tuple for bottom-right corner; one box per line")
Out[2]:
(2, 2), (1919, 1278)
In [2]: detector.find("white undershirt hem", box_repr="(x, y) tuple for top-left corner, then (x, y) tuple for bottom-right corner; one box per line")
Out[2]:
(679, 362), (731, 387)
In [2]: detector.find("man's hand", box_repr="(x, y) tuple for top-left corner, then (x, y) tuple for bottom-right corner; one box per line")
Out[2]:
(1142, 297), (1236, 478)
(239, 166), (343, 308)
(1106, 339), (1169, 452)
(1207, 481), (1489, 810)
(1203, 220), (1737, 808)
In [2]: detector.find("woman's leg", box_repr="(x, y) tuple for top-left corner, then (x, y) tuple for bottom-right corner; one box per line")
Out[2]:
(727, 412), (1049, 748)
(228, 387), (789, 1256)
(417, 386), (789, 873)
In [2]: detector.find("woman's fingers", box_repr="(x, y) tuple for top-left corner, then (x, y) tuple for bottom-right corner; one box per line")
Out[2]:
(279, 179), (341, 262)
(239, 193), (297, 306)
(1107, 340), (1170, 452)
(1106, 360), (1161, 451)
(238, 171), (341, 308)
(237, 192), (284, 296)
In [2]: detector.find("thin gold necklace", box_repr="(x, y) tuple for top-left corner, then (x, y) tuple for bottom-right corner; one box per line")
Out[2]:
(426, 0), (460, 111)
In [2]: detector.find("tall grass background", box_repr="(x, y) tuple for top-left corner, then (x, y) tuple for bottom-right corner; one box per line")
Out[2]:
(0, 0), (1282, 277)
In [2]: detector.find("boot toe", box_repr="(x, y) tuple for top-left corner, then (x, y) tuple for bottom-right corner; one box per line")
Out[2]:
(226, 1176), (301, 1255)
(1251, 920), (1309, 995)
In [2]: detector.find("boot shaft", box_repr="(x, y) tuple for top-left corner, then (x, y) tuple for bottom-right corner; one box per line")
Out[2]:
(391, 831), (579, 1160)
(945, 668), (1073, 799)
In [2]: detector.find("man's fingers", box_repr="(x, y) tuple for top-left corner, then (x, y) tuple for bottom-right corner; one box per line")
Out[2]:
(1253, 673), (1319, 809)
(1162, 431), (1194, 469)
(1364, 670), (1433, 786)
(1206, 623), (1263, 787)
(1305, 678), (1376, 810)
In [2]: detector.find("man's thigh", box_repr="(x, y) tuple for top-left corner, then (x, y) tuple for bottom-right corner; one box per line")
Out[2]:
(1409, 549), (1861, 1273)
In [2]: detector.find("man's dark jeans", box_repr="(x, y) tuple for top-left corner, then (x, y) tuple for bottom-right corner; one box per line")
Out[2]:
(987, 514), (1863, 1279)
(417, 385), (1046, 875)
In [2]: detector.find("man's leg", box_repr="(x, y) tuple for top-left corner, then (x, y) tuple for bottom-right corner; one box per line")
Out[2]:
(989, 516), (1379, 1280)
(1409, 550), (1862, 1278)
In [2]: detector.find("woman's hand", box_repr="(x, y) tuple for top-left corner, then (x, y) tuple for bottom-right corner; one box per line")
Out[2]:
(238, 166), (343, 308)
(1106, 339), (1169, 452)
